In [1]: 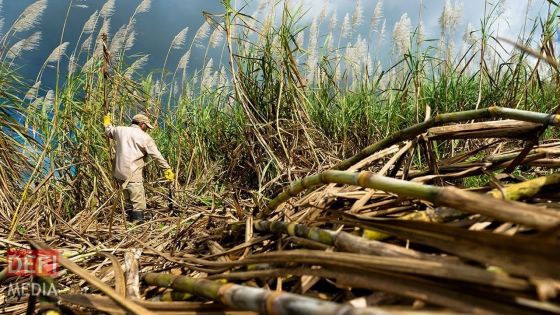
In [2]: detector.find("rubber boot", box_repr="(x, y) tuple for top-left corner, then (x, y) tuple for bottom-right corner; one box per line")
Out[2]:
(130, 210), (144, 223)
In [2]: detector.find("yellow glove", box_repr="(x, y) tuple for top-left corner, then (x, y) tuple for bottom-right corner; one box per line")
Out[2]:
(103, 114), (111, 127)
(164, 169), (175, 182)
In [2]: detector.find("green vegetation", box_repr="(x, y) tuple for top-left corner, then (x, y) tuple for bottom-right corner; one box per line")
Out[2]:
(1, 0), (559, 235)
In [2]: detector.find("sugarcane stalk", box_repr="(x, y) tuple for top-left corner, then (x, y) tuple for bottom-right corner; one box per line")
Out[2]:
(254, 220), (336, 245)
(362, 172), (560, 240)
(232, 250), (530, 290)
(262, 170), (560, 230)
(207, 267), (533, 314)
(253, 220), (448, 262)
(143, 273), (391, 315)
(332, 106), (560, 172)
(342, 218), (560, 280)
(158, 290), (193, 302)
(99, 33), (120, 237)
(263, 108), (560, 220)
(487, 172), (560, 200)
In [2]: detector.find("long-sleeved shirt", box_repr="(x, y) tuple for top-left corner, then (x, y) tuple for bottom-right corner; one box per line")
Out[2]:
(105, 124), (170, 183)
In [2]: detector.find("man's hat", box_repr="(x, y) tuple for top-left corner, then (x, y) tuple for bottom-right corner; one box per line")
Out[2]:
(132, 114), (154, 129)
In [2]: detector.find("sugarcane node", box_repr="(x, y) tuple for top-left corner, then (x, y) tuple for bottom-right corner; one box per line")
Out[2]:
(356, 171), (374, 188)
(488, 105), (500, 117)
(216, 283), (236, 305)
(264, 291), (284, 315)
(551, 114), (560, 126)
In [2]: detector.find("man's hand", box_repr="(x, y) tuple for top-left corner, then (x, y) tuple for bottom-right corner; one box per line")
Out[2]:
(103, 114), (112, 127)
(164, 169), (175, 182)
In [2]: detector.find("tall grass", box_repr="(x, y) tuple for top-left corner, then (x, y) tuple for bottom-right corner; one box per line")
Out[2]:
(1, 0), (560, 236)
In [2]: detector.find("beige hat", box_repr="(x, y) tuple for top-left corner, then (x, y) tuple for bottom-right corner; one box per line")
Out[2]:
(132, 114), (154, 129)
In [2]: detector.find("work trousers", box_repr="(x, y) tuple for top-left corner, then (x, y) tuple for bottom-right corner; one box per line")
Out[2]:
(121, 181), (146, 222)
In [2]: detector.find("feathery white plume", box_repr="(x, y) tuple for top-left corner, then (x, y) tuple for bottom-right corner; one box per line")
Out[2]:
(6, 31), (42, 60)
(124, 29), (136, 52)
(25, 81), (41, 100)
(171, 26), (189, 50)
(344, 42), (355, 70)
(256, 0), (268, 15)
(31, 96), (44, 110)
(371, 0), (383, 31)
(192, 72), (199, 86)
(82, 56), (96, 69)
(463, 22), (477, 45)
(445, 40), (455, 61)
(110, 24), (127, 55)
(125, 55), (149, 78)
(319, 2), (329, 23)
(13, 0), (48, 34)
(46, 42), (69, 63)
(118, 18), (137, 55)
(151, 79), (162, 97)
(212, 70), (220, 90)
(378, 19), (386, 43)
(201, 58), (214, 90)
(332, 52), (340, 83)
(92, 19), (110, 57)
(81, 34), (93, 52)
(351, 0), (363, 28)
(0, 18), (4, 37)
(354, 35), (367, 67)
(439, 0), (463, 32)
(44, 90), (54, 109)
(100, 0), (115, 18)
(73, 4), (88, 8)
(295, 31), (304, 48)
(217, 66), (227, 88)
(172, 80), (180, 98)
(99, 18), (111, 38)
(67, 54), (76, 75)
(82, 10), (98, 33)
(209, 27), (223, 48)
(135, 0), (151, 14)
(329, 10), (338, 31)
(307, 17), (319, 61)
(341, 13), (351, 39)
(417, 21), (425, 43)
(194, 21), (210, 48)
(177, 50), (191, 70)
(306, 55), (317, 84)
(326, 31), (333, 51)
(393, 13), (411, 54)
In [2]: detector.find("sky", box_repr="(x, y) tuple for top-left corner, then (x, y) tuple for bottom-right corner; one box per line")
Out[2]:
(1, 0), (552, 88)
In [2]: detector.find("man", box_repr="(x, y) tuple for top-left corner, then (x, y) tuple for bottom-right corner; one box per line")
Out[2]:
(103, 113), (174, 222)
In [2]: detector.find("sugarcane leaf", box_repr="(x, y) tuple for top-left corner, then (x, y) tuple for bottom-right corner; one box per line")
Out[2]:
(97, 252), (126, 297)
(338, 215), (560, 279)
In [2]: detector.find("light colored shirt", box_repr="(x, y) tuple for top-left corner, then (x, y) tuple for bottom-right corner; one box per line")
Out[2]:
(105, 124), (170, 183)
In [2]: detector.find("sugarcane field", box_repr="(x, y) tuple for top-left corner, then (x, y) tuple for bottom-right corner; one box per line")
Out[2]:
(2, 0), (560, 314)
